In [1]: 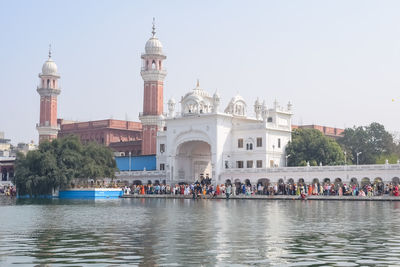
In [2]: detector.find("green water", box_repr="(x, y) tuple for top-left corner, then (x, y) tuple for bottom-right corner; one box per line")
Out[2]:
(1, 197), (400, 266)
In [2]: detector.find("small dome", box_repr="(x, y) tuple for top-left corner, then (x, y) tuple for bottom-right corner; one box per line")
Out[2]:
(230, 94), (245, 104)
(145, 37), (163, 55)
(42, 58), (58, 76)
(168, 98), (176, 104)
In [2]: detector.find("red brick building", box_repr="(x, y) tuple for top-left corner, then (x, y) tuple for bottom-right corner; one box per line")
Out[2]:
(58, 119), (143, 155)
(292, 124), (344, 139)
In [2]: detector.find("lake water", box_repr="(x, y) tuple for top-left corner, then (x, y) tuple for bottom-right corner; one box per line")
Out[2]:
(1, 197), (400, 266)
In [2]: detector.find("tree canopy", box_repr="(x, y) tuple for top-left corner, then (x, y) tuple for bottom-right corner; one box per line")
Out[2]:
(285, 128), (345, 166)
(13, 135), (117, 196)
(337, 122), (398, 164)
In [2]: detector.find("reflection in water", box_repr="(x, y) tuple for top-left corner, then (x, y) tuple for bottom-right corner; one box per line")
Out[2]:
(1, 197), (400, 266)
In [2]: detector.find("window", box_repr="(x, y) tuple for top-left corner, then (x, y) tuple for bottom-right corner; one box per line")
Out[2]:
(247, 160), (253, 168)
(160, 144), (165, 153)
(256, 160), (263, 168)
(267, 117), (273, 122)
(256, 137), (262, 147)
(278, 138), (281, 148)
(246, 143), (253, 150)
(225, 161), (229, 169)
(238, 138), (243, 148)
(236, 161), (244, 168)
(160, 164), (165, 170)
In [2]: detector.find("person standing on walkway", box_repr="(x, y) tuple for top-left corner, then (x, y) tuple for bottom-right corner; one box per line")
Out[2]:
(226, 184), (232, 199)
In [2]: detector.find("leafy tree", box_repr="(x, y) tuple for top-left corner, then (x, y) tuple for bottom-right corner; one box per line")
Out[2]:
(376, 154), (399, 164)
(13, 135), (117, 196)
(338, 122), (396, 164)
(286, 128), (345, 166)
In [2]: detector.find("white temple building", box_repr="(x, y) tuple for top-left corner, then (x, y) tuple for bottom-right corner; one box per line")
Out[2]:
(156, 80), (293, 185)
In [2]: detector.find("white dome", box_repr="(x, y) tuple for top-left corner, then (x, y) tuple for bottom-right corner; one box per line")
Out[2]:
(145, 37), (163, 55)
(230, 94), (245, 104)
(183, 83), (212, 99)
(168, 98), (176, 104)
(42, 58), (58, 76)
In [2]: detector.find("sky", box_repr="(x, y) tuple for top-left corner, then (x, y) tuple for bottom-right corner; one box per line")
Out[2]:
(1, 0), (400, 144)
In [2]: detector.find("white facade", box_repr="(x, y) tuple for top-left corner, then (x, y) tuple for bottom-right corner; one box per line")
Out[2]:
(156, 82), (293, 185)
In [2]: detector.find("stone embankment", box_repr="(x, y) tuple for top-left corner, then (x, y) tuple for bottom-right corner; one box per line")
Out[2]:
(121, 194), (400, 201)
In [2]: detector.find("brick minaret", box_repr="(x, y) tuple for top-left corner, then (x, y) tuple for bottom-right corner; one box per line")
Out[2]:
(36, 46), (61, 143)
(139, 20), (167, 155)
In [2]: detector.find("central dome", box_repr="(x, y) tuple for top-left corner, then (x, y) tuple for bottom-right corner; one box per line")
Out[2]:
(42, 58), (58, 76)
(145, 37), (163, 55)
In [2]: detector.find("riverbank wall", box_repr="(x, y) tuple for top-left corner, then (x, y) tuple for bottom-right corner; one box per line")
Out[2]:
(121, 194), (400, 201)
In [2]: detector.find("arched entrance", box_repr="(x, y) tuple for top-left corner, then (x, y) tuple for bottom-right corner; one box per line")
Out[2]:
(350, 177), (358, 185)
(257, 178), (270, 186)
(334, 178), (342, 185)
(175, 140), (212, 182)
(361, 177), (371, 187)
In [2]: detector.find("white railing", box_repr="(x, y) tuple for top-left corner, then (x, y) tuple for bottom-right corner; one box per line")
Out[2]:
(116, 170), (166, 177)
(223, 163), (400, 174)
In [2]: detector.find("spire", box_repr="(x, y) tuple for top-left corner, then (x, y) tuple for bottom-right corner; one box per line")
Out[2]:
(152, 17), (156, 37)
(196, 79), (200, 87)
(48, 44), (52, 59)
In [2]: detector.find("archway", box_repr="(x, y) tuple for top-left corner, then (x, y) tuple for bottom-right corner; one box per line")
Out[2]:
(257, 178), (270, 186)
(334, 178), (342, 185)
(361, 177), (370, 187)
(350, 178), (358, 186)
(245, 179), (251, 186)
(323, 178), (330, 184)
(312, 178), (320, 184)
(1, 169), (7, 181)
(278, 178), (284, 184)
(133, 180), (142, 185)
(374, 177), (383, 185)
(225, 179), (232, 185)
(175, 140), (211, 182)
(298, 178), (305, 184)
(393, 177), (400, 185)
(288, 178), (294, 184)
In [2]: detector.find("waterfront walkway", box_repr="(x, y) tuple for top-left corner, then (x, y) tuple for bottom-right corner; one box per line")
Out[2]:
(121, 194), (400, 201)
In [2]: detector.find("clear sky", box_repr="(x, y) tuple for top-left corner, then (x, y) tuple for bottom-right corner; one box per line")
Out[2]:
(1, 0), (400, 144)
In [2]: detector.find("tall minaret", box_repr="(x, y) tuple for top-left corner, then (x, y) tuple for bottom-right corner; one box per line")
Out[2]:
(139, 19), (167, 155)
(36, 46), (61, 143)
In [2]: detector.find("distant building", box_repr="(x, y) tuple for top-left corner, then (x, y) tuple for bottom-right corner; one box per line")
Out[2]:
(57, 119), (143, 155)
(0, 132), (11, 153)
(292, 124), (344, 139)
(0, 156), (15, 185)
(14, 142), (37, 156)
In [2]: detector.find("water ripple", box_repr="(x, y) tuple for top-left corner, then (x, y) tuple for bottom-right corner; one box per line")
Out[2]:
(1, 198), (400, 266)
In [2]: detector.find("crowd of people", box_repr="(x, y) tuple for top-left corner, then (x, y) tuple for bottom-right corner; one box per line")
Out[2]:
(0, 185), (16, 197)
(122, 178), (400, 199)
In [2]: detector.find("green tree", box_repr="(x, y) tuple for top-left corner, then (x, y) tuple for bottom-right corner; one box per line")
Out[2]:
(338, 122), (396, 164)
(13, 135), (117, 197)
(286, 128), (345, 166)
